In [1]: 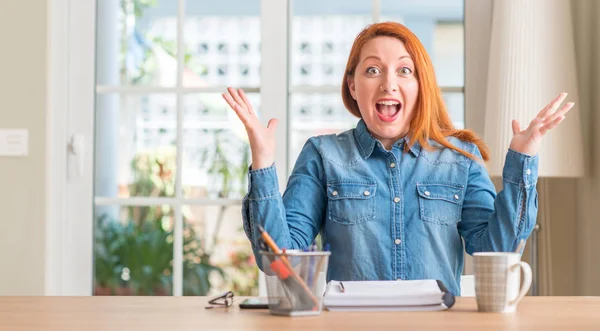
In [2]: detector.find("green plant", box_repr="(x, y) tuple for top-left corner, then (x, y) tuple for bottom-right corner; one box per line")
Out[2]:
(95, 215), (169, 295)
(94, 212), (225, 296)
(94, 149), (225, 296)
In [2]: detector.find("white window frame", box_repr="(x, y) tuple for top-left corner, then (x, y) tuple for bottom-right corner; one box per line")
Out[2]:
(46, 0), (96, 295)
(46, 0), (489, 295)
(46, 0), (69, 296)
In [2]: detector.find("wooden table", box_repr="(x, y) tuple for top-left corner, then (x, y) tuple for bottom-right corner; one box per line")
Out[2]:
(1, 296), (599, 330)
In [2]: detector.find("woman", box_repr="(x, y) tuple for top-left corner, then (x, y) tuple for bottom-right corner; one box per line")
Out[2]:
(222, 22), (572, 296)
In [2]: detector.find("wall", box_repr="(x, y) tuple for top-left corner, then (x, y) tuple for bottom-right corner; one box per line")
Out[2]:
(0, 0), (47, 295)
(572, 0), (600, 296)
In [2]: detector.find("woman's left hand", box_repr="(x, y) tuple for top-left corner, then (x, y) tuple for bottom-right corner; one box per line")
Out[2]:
(509, 92), (574, 156)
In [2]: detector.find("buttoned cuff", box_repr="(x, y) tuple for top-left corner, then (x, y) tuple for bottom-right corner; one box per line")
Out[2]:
(247, 163), (280, 200)
(502, 149), (539, 188)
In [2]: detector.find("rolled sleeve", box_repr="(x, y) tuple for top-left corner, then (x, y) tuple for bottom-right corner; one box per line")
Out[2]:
(459, 145), (539, 254)
(247, 164), (280, 200)
(502, 149), (539, 188)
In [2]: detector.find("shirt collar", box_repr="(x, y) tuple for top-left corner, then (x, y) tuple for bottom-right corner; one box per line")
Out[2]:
(354, 119), (421, 159)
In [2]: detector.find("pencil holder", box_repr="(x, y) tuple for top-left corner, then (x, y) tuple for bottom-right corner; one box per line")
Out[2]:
(259, 250), (331, 316)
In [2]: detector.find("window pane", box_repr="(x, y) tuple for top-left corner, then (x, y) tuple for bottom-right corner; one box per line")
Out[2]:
(182, 204), (258, 296)
(444, 92), (464, 129)
(291, 0), (372, 86)
(434, 23), (464, 87)
(96, 0), (178, 87)
(289, 93), (358, 171)
(94, 204), (174, 296)
(182, 93), (257, 199)
(183, 0), (261, 87)
(95, 93), (177, 198)
(381, 0), (464, 87)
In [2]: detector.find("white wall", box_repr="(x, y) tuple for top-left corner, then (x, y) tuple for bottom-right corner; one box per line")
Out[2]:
(0, 0), (47, 295)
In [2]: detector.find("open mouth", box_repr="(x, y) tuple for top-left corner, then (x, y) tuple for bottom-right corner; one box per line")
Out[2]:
(375, 100), (402, 123)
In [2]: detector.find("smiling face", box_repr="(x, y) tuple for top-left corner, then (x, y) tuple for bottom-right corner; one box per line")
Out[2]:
(347, 36), (419, 149)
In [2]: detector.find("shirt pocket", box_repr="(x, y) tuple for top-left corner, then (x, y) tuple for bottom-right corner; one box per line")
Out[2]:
(416, 182), (464, 225)
(327, 181), (377, 225)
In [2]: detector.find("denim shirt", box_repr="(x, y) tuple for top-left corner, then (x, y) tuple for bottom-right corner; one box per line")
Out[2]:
(242, 119), (538, 296)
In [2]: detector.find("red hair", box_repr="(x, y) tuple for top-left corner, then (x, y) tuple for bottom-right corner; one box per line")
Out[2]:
(342, 22), (489, 161)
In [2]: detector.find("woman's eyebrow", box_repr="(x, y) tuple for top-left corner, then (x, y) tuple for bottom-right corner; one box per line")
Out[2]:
(362, 55), (412, 63)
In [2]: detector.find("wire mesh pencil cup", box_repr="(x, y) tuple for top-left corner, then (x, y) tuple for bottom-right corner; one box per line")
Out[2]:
(259, 250), (331, 316)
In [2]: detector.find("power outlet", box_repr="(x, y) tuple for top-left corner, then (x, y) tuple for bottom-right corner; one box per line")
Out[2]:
(0, 129), (28, 156)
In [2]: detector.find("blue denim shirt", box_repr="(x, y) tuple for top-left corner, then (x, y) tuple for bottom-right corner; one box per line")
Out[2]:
(242, 119), (538, 296)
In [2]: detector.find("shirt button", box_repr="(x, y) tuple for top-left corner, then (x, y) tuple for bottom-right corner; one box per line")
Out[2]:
(454, 194), (459, 200)
(393, 197), (400, 203)
(526, 169), (532, 175)
(390, 162), (396, 168)
(394, 239), (401, 245)
(363, 190), (370, 196)
(332, 191), (338, 196)
(424, 191), (431, 196)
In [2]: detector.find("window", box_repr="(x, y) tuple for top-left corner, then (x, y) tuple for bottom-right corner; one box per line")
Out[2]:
(94, 0), (260, 297)
(89, 0), (464, 297)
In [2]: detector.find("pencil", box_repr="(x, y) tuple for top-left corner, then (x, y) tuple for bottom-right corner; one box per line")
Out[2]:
(306, 242), (316, 287)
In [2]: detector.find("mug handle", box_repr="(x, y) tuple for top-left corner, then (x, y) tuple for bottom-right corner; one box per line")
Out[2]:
(508, 261), (532, 307)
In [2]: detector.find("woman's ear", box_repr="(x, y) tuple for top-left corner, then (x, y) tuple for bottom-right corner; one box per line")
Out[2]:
(347, 76), (357, 100)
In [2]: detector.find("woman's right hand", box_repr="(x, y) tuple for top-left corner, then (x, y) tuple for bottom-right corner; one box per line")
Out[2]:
(222, 87), (278, 170)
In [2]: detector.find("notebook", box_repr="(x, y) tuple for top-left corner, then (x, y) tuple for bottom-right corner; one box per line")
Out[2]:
(323, 279), (455, 312)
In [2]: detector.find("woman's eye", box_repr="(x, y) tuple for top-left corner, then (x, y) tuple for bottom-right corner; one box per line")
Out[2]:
(399, 67), (413, 75)
(366, 67), (381, 75)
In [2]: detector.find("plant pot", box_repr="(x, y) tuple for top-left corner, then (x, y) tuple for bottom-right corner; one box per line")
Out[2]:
(94, 286), (113, 296)
(115, 287), (134, 296)
(154, 287), (170, 296)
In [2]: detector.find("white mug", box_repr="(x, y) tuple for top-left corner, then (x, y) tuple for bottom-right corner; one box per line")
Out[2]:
(473, 252), (532, 313)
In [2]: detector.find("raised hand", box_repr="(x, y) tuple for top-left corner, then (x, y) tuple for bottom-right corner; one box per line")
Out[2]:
(222, 87), (278, 170)
(509, 92), (574, 156)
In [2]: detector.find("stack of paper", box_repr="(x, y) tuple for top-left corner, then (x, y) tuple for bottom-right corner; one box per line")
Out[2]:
(323, 280), (455, 312)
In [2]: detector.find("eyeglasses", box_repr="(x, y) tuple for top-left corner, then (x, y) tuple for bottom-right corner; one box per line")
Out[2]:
(205, 291), (234, 309)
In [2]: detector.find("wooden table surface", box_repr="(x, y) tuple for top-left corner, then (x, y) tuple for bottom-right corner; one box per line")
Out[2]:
(1, 296), (599, 330)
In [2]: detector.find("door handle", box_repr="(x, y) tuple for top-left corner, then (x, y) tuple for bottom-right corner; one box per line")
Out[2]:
(68, 134), (85, 177)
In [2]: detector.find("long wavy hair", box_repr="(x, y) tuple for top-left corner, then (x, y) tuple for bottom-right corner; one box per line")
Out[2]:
(342, 22), (489, 161)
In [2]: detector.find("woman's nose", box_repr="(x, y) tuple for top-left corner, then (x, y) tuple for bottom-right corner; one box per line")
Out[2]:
(380, 82), (398, 93)
(380, 74), (399, 93)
